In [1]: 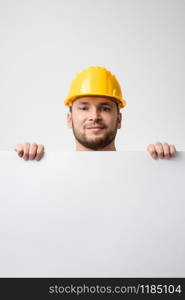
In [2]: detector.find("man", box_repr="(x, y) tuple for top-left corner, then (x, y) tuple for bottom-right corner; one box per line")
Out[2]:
(14, 66), (176, 160)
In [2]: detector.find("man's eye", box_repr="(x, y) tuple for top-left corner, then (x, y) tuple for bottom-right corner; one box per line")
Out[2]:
(102, 107), (110, 111)
(79, 107), (110, 111)
(79, 107), (88, 110)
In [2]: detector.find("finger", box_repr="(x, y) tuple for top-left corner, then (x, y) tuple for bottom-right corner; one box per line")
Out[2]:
(147, 144), (157, 159)
(14, 144), (24, 157)
(163, 142), (170, 159)
(35, 144), (45, 161)
(154, 142), (164, 158)
(23, 143), (30, 161)
(169, 144), (176, 157)
(29, 143), (38, 160)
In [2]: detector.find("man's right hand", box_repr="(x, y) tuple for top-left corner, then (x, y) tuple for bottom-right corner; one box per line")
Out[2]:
(14, 142), (45, 161)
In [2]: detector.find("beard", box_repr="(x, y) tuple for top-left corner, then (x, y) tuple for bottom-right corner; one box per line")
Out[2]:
(71, 119), (118, 150)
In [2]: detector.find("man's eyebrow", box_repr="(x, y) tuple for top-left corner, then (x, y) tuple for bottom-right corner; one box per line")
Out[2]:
(78, 102), (113, 106)
(78, 102), (90, 105)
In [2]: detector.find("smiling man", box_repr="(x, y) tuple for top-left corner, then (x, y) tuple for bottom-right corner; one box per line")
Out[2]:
(14, 66), (176, 159)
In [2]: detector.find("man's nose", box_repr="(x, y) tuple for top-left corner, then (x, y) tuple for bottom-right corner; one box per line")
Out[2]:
(88, 108), (102, 121)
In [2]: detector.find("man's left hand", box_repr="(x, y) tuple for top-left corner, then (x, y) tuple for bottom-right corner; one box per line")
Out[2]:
(147, 142), (176, 159)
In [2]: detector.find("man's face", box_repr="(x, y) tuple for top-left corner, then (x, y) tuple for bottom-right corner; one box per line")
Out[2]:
(67, 96), (122, 150)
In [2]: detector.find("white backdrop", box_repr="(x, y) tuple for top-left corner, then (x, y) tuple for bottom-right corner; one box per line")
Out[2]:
(0, 0), (185, 151)
(0, 151), (184, 277)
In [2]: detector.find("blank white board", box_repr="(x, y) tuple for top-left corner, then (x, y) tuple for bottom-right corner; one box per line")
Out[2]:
(0, 151), (184, 277)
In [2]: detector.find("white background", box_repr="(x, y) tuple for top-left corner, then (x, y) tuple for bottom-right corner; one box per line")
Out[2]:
(0, 0), (185, 151)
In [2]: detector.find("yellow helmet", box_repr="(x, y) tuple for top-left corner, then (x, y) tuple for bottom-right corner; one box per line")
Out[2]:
(64, 66), (126, 109)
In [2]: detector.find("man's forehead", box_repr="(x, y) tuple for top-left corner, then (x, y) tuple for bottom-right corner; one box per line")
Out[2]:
(73, 97), (118, 106)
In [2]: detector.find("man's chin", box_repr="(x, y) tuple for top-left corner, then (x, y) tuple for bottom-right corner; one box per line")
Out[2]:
(80, 143), (104, 150)
(72, 127), (117, 150)
(85, 133), (106, 141)
(85, 129), (105, 136)
(78, 137), (110, 150)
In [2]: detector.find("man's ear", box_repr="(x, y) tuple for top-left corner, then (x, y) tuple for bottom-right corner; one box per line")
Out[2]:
(67, 112), (72, 128)
(117, 112), (122, 129)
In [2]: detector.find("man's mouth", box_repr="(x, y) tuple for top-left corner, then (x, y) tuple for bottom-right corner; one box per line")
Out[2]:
(86, 126), (105, 131)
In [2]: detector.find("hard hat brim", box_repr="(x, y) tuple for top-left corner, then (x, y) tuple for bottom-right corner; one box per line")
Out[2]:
(64, 94), (126, 109)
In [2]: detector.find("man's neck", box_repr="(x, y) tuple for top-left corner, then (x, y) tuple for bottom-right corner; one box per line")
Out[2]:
(75, 141), (116, 151)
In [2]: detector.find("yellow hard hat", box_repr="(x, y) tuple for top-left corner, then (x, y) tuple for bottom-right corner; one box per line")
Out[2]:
(64, 66), (126, 109)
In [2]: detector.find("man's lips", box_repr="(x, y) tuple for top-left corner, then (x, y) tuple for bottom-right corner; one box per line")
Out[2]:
(87, 127), (104, 129)
(86, 126), (105, 130)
